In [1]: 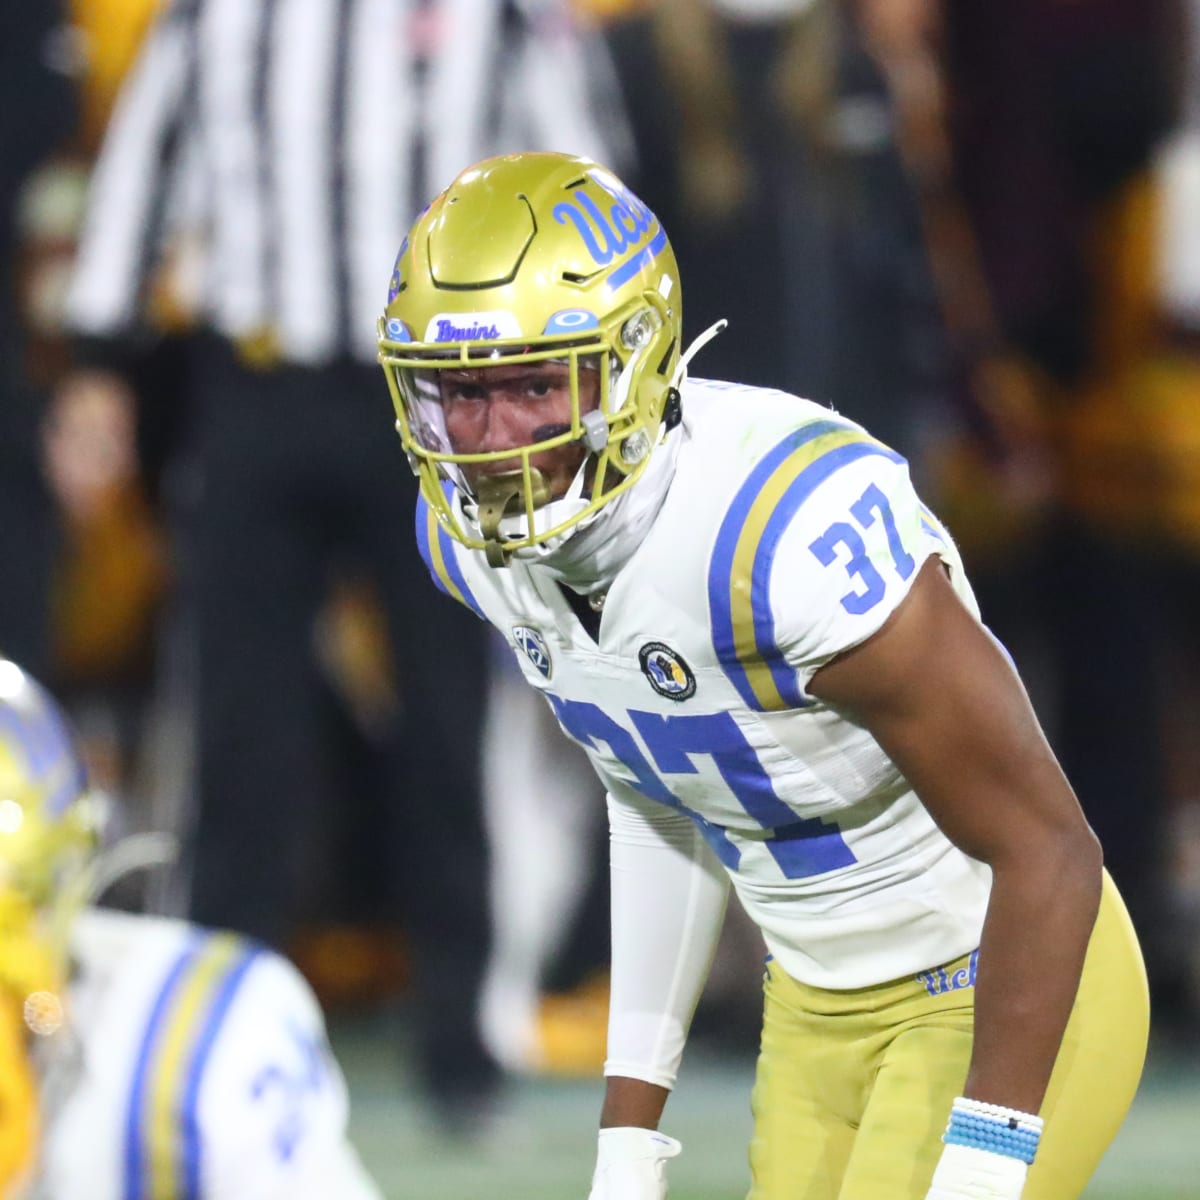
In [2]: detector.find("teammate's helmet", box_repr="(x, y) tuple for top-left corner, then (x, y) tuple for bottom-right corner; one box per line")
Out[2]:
(378, 152), (682, 564)
(0, 662), (101, 1035)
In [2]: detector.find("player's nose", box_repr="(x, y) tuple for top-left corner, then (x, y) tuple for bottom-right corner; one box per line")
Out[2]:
(476, 396), (535, 453)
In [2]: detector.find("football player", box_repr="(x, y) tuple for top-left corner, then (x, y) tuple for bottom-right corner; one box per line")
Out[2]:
(0, 660), (382, 1200)
(377, 152), (1149, 1200)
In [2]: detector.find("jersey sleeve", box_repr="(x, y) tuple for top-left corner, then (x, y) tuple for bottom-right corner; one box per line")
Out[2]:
(769, 450), (947, 685)
(709, 423), (957, 712)
(195, 950), (383, 1200)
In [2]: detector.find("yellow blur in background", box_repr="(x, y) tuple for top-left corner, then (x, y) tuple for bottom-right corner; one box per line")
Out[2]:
(71, 0), (163, 149)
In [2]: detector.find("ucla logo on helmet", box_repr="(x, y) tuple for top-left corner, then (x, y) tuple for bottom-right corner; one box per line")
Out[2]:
(638, 642), (695, 701)
(552, 172), (668, 291)
(513, 626), (552, 679)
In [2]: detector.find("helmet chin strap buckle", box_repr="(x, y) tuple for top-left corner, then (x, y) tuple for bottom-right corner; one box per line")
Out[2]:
(476, 469), (551, 567)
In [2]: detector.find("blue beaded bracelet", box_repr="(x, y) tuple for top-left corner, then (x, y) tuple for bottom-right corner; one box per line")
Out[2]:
(942, 1102), (1042, 1165)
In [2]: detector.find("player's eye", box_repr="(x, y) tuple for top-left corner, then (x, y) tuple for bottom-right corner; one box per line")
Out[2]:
(444, 381), (487, 403)
(525, 373), (571, 399)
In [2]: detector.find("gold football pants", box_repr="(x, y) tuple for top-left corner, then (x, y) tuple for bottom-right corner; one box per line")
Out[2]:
(747, 872), (1149, 1199)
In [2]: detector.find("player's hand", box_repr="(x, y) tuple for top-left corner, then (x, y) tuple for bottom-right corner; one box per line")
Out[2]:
(587, 1127), (681, 1200)
(925, 1143), (1028, 1200)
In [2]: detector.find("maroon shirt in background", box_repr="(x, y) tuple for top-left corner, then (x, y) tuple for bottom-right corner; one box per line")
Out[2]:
(943, 0), (1178, 382)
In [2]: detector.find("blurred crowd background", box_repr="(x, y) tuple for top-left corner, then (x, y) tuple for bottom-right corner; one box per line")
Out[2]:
(4, 0), (1200, 1143)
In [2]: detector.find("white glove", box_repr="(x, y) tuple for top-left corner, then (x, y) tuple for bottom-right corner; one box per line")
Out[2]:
(587, 1127), (682, 1200)
(925, 1143), (1029, 1200)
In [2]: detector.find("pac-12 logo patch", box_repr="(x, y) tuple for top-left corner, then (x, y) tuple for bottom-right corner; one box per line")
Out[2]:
(513, 626), (552, 679)
(638, 642), (696, 701)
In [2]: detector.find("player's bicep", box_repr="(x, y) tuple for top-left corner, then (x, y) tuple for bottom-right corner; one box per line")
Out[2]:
(807, 558), (1092, 868)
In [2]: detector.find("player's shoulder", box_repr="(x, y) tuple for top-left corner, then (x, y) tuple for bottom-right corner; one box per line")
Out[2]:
(71, 908), (250, 985)
(114, 919), (331, 1114)
(679, 376), (888, 486)
(60, 913), (360, 1199)
(73, 909), (314, 1032)
(672, 377), (911, 544)
(671, 378), (953, 706)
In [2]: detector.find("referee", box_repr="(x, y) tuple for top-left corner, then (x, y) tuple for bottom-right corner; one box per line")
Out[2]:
(60, 0), (628, 1131)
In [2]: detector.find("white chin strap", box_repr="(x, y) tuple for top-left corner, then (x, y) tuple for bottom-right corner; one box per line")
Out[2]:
(671, 319), (727, 389)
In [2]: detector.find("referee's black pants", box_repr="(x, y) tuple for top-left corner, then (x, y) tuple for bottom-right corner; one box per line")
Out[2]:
(0, 357), (55, 679)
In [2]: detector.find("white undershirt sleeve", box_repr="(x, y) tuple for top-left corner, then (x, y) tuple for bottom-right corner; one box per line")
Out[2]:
(604, 787), (730, 1089)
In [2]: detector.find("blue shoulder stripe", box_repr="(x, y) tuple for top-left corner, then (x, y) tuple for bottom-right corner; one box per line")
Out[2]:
(415, 486), (485, 620)
(177, 947), (262, 1195)
(709, 422), (905, 711)
(920, 503), (957, 550)
(124, 938), (204, 1200)
(124, 934), (262, 1200)
(415, 492), (451, 601)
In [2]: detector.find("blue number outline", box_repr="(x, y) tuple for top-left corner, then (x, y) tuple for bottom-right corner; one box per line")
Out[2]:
(550, 696), (855, 879)
(808, 520), (886, 615)
(809, 482), (916, 614)
(852, 482), (916, 581)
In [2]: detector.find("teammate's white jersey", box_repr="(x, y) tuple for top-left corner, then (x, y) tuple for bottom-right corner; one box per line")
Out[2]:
(418, 379), (993, 991)
(28, 908), (381, 1200)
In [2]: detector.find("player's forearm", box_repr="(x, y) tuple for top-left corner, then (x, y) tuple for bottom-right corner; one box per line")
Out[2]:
(604, 792), (728, 1089)
(600, 1076), (671, 1130)
(964, 836), (1103, 1113)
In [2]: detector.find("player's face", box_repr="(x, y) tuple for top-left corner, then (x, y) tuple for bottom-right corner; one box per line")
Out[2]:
(438, 359), (600, 500)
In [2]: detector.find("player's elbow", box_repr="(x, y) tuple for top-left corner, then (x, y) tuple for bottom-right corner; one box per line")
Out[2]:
(993, 818), (1103, 908)
(1049, 822), (1104, 898)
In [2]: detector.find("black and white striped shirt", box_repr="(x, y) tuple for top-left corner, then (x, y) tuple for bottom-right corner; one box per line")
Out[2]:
(66, 0), (629, 365)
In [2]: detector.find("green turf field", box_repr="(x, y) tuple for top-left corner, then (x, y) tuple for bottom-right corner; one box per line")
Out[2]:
(336, 1015), (1200, 1199)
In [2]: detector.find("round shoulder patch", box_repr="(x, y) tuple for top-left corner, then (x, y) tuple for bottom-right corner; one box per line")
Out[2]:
(638, 642), (696, 701)
(513, 625), (552, 679)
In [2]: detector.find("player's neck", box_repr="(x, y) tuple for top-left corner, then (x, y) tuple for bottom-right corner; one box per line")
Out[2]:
(536, 424), (683, 594)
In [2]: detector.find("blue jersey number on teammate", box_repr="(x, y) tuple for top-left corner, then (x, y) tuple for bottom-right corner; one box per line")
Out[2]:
(549, 696), (855, 879)
(809, 482), (916, 614)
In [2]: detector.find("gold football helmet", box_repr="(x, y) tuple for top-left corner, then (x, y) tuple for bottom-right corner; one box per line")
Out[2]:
(0, 662), (103, 1037)
(379, 152), (683, 565)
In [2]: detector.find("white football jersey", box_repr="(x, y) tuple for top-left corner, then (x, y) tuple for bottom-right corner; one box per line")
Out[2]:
(419, 379), (994, 990)
(28, 908), (381, 1200)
